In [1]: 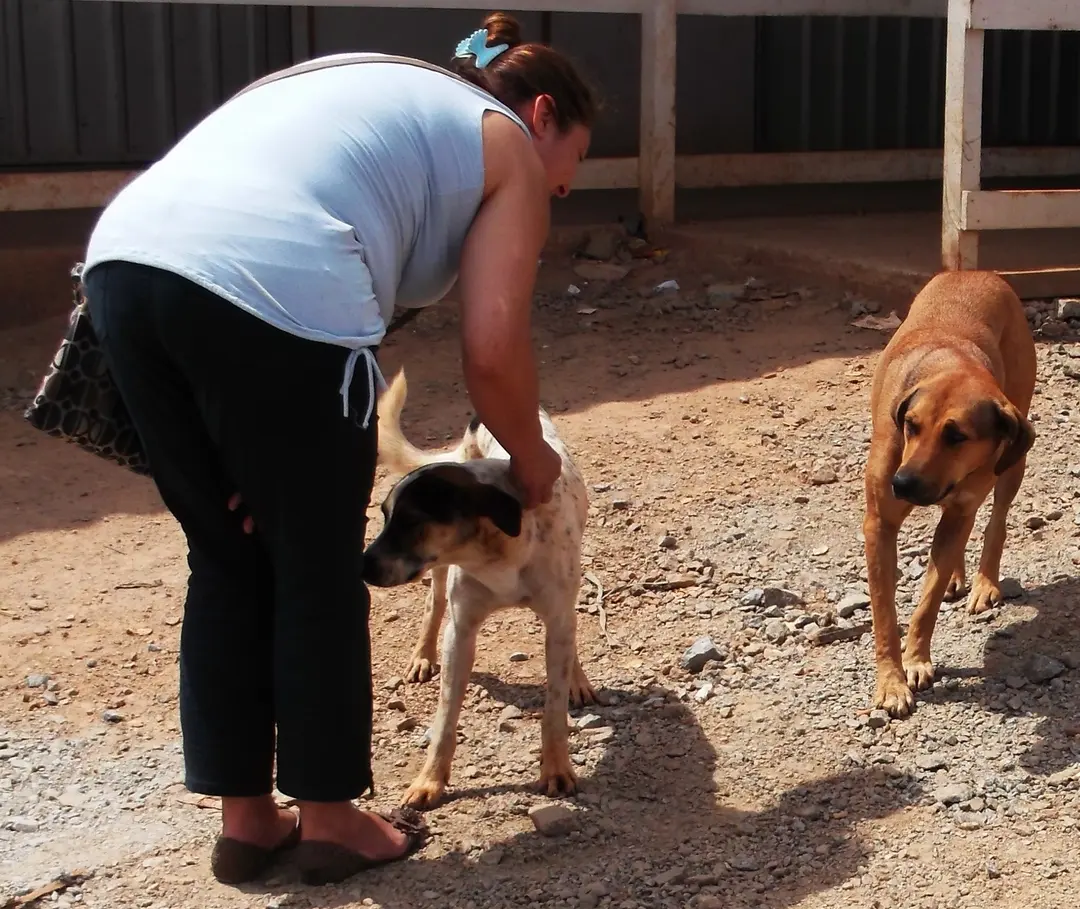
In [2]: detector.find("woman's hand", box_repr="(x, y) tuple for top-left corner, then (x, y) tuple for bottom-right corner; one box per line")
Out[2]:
(457, 115), (554, 499)
(511, 440), (562, 508)
(228, 493), (255, 534)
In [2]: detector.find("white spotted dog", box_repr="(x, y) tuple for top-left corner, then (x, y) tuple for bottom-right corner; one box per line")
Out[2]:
(363, 370), (598, 809)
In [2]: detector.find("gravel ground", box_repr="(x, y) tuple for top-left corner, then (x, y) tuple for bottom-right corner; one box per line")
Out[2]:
(1, 238), (1078, 908)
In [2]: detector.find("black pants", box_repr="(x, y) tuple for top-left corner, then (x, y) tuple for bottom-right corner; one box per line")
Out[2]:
(85, 261), (378, 801)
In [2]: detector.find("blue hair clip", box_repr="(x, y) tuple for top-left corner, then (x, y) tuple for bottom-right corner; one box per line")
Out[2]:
(454, 28), (509, 70)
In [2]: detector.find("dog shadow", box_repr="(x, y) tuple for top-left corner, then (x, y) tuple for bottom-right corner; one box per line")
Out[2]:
(250, 682), (923, 909)
(914, 575), (1080, 778)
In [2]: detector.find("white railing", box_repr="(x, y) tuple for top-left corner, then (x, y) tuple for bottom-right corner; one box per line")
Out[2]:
(943, 0), (1080, 286)
(10, 0), (1080, 284)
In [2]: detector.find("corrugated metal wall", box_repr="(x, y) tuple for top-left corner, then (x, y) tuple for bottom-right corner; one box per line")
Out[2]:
(2, 1), (1079, 169)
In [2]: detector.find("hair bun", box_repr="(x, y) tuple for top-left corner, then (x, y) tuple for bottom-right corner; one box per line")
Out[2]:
(482, 11), (524, 49)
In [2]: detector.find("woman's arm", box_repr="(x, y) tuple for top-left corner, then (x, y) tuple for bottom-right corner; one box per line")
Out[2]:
(456, 113), (560, 505)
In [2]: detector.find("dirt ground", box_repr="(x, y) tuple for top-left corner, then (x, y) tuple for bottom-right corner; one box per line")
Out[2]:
(2, 236), (1078, 909)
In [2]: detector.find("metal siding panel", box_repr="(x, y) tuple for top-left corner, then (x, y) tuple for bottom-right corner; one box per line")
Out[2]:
(755, 17), (803, 152)
(20, 0), (78, 160)
(71, 0), (127, 163)
(119, 1), (175, 159)
(550, 13), (638, 158)
(675, 15), (755, 155)
(0, 0), (29, 163)
(169, 4), (221, 144)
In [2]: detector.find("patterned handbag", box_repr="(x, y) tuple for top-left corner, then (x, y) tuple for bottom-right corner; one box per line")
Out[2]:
(23, 263), (152, 476)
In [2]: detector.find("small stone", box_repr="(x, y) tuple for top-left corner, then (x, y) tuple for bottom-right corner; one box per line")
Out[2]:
(1056, 297), (1080, 320)
(574, 261), (629, 282)
(1025, 515), (1047, 530)
(681, 636), (725, 673)
(102, 710), (125, 724)
(718, 706), (734, 719)
(1062, 652), (1080, 670)
(8, 816), (40, 833)
(764, 620), (788, 645)
(386, 698), (407, 712)
(1025, 654), (1066, 684)
(509, 652), (529, 663)
(740, 587), (804, 609)
(58, 786), (89, 809)
(810, 466), (838, 486)
(999, 578), (1024, 599)
(867, 709), (890, 729)
(1047, 766), (1080, 786)
(731, 854), (761, 872)
(26, 674), (48, 689)
(529, 804), (576, 836)
(500, 705), (524, 722)
(837, 592), (871, 618)
(915, 754), (948, 772)
(658, 534), (678, 550)
(934, 783), (974, 806)
(384, 677), (404, 692)
(576, 713), (607, 730)
(479, 847), (505, 866)
(1005, 675), (1027, 690)
(396, 717), (419, 733)
(694, 681), (714, 703)
(987, 859), (1001, 879)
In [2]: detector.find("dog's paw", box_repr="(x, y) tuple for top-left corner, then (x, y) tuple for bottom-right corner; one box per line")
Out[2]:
(405, 653), (438, 684)
(903, 656), (936, 692)
(874, 671), (916, 718)
(944, 570), (967, 602)
(569, 663), (600, 708)
(966, 574), (1002, 615)
(402, 775), (446, 810)
(537, 761), (579, 799)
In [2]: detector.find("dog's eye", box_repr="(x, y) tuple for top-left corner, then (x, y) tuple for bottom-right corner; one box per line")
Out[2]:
(904, 418), (920, 436)
(942, 424), (967, 446)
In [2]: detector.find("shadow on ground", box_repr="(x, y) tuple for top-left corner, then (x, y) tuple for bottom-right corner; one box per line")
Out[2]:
(246, 684), (922, 909)
(916, 575), (1080, 779)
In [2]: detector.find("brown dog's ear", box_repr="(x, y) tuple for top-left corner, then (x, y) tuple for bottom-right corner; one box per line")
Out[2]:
(893, 386), (920, 431)
(992, 401), (1036, 475)
(477, 485), (523, 538)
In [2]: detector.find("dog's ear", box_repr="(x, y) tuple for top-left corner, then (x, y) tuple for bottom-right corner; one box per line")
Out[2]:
(893, 386), (920, 431)
(476, 485), (523, 538)
(992, 401), (1035, 475)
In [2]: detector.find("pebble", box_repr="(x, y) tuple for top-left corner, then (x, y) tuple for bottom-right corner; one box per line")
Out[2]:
(810, 467), (838, 485)
(999, 578), (1025, 599)
(576, 713), (607, 730)
(508, 652), (529, 663)
(1025, 655), (1066, 684)
(916, 755), (949, 772)
(528, 804), (576, 837)
(934, 783), (974, 806)
(740, 587), (804, 609)
(1057, 298), (1080, 320)
(731, 854), (761, 872)
(837, 592), (870, 618)
(866, 710), (890, 729)
(6, 816), (40, 833)
(763, 620), (788, 645)
(500, 705), (524, 722)
(681, 636), (725, 673)
(102, 710), (126, 724)
(26, 675), (48, 689)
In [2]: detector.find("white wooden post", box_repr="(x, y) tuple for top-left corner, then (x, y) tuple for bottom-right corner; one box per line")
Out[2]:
(941, 0), (983, 270)
(639, 0), (677, 228)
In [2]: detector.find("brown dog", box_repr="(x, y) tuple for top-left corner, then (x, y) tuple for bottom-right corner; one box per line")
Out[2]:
(863, 270), (1036, 718)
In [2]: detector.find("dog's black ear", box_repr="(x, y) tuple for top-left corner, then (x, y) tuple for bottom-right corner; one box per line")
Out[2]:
(893, 386), (920, 431)
(477, 485), (523, 538)
(992, 401), (1035, 475)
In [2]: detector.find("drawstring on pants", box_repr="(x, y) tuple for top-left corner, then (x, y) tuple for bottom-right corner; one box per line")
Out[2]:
(340, 347), (386, 428)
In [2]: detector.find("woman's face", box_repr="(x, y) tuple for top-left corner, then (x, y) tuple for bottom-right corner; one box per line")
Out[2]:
(520, 95), (591, 199)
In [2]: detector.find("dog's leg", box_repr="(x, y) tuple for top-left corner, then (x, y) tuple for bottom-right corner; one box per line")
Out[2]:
(537, 605), (579, 797)
(406, 565), (448, 683)
(969, 462), (1025, 614)
(402, 605), (481, 810)
(865, 489), (914, 717)
(903, 505), (979, 692)
(569, 654), (599, 708)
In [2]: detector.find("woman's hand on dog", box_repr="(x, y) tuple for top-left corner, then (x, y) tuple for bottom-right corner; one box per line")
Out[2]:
(511, 440), (561, 509)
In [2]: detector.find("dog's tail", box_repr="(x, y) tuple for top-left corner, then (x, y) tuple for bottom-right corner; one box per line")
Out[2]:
(376, 369), (470, 474)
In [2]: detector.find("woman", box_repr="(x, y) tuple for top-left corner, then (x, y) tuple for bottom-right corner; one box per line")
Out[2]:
(81, 11), (597, 886)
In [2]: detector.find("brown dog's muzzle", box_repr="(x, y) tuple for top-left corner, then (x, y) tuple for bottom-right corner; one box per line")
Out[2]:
(891, 468), (951, 506)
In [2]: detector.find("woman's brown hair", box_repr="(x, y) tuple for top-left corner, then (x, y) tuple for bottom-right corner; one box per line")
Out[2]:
(451, 11), (598, 132)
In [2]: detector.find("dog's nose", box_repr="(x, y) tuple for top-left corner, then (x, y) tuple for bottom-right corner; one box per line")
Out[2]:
(891, 470), (922, 501)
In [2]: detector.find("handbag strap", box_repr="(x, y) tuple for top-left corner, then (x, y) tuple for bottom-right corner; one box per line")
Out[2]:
(230, 52), (470, 102)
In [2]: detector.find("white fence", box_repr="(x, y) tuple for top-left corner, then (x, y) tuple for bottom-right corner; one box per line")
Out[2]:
(942, 0), (1080, 288)
(4, 0), (1080, 289)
